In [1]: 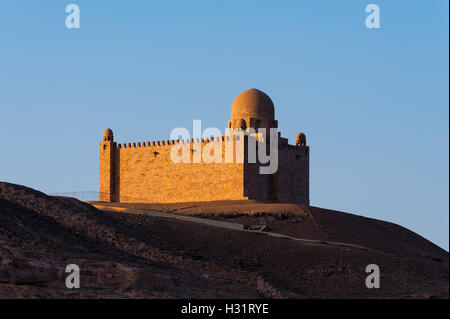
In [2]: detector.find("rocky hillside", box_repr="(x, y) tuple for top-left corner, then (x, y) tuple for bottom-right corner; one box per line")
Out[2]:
(0, 182), (448, 298)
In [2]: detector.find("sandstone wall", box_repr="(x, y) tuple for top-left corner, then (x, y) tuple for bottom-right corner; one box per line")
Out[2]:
(99, 140), (115, 202)
(242, 143), (309, 204)
(112, 139), (245, 203)
(274, 145), (309, 204)
(99, 136), (309, 204)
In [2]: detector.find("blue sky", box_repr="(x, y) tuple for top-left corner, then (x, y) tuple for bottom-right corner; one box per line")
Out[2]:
(0, 1), (448, 249)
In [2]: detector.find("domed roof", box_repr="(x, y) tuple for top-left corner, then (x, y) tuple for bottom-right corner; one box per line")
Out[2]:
(103, 128), (113, 139)
(231, 88), (274, 120)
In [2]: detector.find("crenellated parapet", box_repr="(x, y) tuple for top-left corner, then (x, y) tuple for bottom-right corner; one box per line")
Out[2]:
(113, 135), (250, 151)
(112, 133), (307, 153)
(116, 136), (224, 148)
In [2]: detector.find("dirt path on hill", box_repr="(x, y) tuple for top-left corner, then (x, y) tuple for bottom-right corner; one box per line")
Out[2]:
(93, 204), (379, 253)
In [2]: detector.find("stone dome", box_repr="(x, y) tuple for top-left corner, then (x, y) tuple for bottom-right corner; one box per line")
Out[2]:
(231, 88), (275, 121)
(103, 128), (113, 141)
(296, 132), (306, 146)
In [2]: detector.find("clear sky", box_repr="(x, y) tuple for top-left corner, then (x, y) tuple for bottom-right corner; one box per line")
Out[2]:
(0, 1), (448, 249)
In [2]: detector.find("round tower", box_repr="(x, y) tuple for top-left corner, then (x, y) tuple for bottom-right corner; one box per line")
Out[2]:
(103, 128), (114, 141)
(99, 128), (116, 202)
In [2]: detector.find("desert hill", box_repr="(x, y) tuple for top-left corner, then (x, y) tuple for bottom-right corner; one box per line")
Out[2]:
(0, 182), (448, 298)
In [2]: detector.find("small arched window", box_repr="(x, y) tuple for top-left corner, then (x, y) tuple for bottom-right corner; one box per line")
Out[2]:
(238, 119), (247, 130)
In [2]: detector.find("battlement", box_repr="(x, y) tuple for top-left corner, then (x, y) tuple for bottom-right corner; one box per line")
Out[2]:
(109, 134), (307, 153)
(285, 143), (309, 153)
(114, 135), (243, 150)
